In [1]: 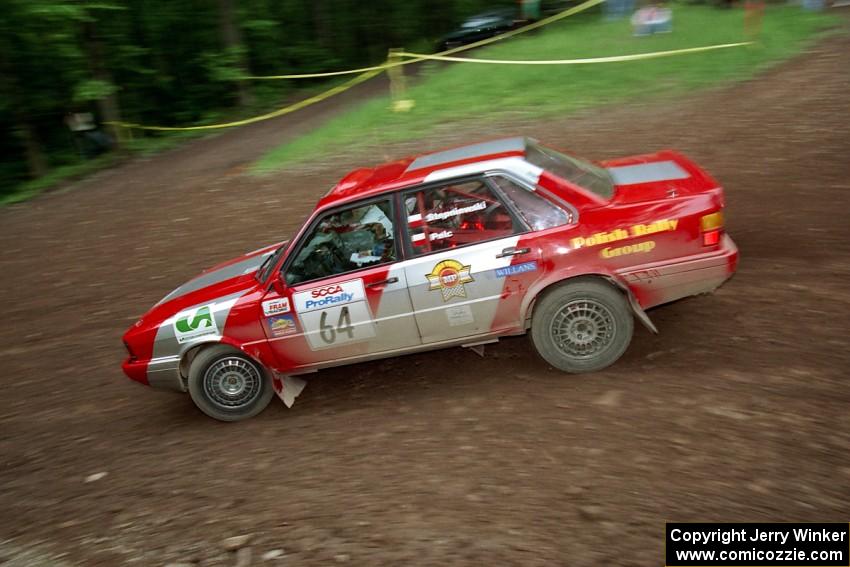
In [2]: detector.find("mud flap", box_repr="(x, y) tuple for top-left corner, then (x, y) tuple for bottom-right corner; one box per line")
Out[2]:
(272, 373), (307, 408)
(604, 276), (658, 334)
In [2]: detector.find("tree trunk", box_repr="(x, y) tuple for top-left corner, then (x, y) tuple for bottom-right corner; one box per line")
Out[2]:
(0, 46), (48, 178)
(217, 0), (253, 108)
(16, 119), (48, 179)
(312, 0), (332, 49)
(83, 19), (123, 148)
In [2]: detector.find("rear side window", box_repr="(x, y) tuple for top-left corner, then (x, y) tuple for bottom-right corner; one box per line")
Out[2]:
(525, 142), (614, 199)
(490, 175), (570, 230)
(403, 179), (521, 256)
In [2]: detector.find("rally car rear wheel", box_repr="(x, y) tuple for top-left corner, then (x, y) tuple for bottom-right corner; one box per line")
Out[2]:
(187, 345), (274, 422)
(530, 279), (633, 373)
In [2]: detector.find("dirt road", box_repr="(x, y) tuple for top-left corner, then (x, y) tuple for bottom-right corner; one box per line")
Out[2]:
(1, 28), (849, 567)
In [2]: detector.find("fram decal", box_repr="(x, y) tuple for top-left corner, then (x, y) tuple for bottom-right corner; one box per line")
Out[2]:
(495, 261), (537, 278)
(426, 259), (473, 302)
(293, 279), (366, 313)
(268, 314), (298, 337)
(173, 304), (219, 344)
(262, 297), (290, 316)
(601, 241), (656, 258)
(571, 219), (678, 249)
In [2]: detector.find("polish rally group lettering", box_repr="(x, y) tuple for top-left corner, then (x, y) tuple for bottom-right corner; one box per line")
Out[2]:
(571, 219), (679, 250)
(600, 241), (656, 259)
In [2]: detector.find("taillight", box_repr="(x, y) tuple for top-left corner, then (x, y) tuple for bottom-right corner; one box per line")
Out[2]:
(700, 211), (724, 246)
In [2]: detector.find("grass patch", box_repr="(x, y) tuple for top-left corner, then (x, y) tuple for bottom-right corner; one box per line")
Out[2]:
(254, 4), (839, 173)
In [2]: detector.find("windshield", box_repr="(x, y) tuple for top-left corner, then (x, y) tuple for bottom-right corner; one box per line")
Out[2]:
(526, 142), (614, 199)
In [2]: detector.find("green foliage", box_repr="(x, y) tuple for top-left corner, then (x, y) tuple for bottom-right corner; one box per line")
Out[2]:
(73, 79), (118, 102)
(1, 0), (522, 201)
(254, 5), (839, 173)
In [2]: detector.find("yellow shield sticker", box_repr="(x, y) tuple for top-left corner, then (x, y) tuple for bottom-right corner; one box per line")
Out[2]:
(426, 259), (474, 302)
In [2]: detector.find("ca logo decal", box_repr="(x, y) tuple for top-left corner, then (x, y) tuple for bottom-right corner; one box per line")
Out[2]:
(173, 304), (219, 343)
(175, 306), (213, 333)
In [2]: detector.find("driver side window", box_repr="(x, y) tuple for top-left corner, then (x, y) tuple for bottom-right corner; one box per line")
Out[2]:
(403, 179), (521, 256)
(285, 199), (396, 285)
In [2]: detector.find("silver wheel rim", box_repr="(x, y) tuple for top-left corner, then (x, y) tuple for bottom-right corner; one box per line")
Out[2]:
(203, 356), (263, 410)
(550, 299), (616, 359)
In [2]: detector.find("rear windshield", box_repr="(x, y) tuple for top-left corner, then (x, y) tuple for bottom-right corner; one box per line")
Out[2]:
(526, 143), (614, 199)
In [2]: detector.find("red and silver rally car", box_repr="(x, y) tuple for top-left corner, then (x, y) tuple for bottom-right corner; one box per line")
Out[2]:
(122, 137), (738, 421)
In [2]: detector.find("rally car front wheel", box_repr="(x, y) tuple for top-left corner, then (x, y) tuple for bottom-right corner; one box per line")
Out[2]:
(187, 345), (275, 422)
(530, 279), (633, 373)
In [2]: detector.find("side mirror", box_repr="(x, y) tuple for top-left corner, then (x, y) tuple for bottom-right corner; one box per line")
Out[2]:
(270, 274), (288, 295)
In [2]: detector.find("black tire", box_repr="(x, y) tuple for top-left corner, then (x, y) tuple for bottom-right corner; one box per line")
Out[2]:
(530, 279), (633, 373)
(187, 345), (275, 422)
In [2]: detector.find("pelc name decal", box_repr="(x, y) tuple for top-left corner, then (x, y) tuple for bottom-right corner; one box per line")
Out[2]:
(426, 259), (474, 302)
(294, 279), (366, 313)
(571, 219), (678, 249)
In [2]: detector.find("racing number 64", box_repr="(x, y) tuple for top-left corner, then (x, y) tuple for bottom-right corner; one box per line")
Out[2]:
(319, 306), (355, 344)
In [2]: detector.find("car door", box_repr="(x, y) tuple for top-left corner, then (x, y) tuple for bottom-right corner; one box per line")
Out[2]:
(399, 176), (544, 344)
(262, 197), (421, 370)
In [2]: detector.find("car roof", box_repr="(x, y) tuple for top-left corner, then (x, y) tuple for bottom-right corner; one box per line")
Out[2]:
(316, 137), (532, 211)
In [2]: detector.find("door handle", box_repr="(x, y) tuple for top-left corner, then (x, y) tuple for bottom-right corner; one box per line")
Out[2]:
(496, 247), (531, 259)
(367, 276), (399, 288)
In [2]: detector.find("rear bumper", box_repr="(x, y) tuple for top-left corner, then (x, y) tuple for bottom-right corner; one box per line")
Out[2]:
(122, 356), (185, 392)
(620, 233), (738, 309)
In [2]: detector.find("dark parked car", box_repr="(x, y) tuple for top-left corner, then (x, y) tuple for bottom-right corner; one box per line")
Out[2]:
(438, 9), (517, 51)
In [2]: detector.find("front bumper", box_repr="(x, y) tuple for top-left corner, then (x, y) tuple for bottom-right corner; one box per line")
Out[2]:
(122, 355), (185, 392)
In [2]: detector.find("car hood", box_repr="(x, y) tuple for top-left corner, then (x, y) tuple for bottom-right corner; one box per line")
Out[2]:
(135, 241), (285, 325)
(601, 150), (721, 205)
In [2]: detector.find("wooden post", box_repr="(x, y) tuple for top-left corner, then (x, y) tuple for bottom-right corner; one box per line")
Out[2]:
(387, 48), (414, 112)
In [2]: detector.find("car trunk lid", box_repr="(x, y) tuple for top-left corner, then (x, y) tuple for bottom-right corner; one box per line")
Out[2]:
(602, 150), (721, 205)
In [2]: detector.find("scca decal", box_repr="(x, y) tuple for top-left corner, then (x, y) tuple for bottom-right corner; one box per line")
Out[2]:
(311, 285), (342, 298)
(293, 279), (366, 314)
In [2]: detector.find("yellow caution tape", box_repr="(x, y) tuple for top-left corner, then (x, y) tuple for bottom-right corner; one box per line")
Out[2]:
(243, 62), (396, 80)
(244, 0), (607, 80)
(108, 67), (382, 131)
(398, 42), (753, 65)
(109, 0), (745, 132)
